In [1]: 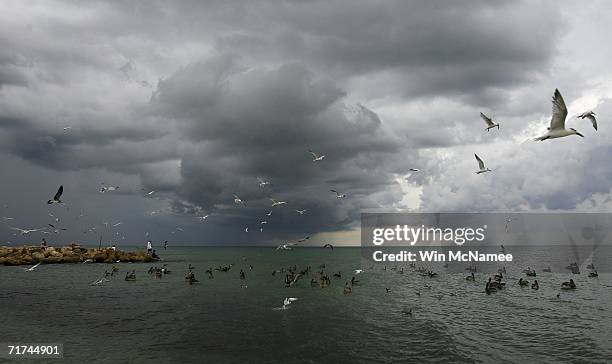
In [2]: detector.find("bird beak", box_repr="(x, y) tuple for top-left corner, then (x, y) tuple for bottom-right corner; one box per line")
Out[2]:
(576, 132), (584, 137)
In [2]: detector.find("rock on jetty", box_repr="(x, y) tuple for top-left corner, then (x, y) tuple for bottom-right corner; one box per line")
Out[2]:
(0, 243), (155, 266)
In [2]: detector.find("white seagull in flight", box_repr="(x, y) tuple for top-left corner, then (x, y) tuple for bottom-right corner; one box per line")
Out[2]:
(270, 198), (287, 207)
(197, 215), (210, 221)
(273, 297), (298, 310)
(25, 262), (42, 272)
(9, 226), (44, 235)
(276, 243), (296, 251)
(577, 110), (597, 131)
(330, 190), (347, 198)
(474, 154), (491, 174)
(99, 183), (119, 193)
(480, 112), (500, 131)
(534, 89), (584, 141)
(47, 224), (67, 233)
(234, 194), (245, 205)
(257, 177), (270, 187)
(295, 209), (307, 215)
(308, 150), (325, 162)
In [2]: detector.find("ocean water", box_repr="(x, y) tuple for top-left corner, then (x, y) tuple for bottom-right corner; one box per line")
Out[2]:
(0, 246), (610, 363)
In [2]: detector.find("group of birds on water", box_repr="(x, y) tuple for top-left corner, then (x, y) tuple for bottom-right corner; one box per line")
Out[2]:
(474, 89), (599, 174)
(62, 244), (599, 317)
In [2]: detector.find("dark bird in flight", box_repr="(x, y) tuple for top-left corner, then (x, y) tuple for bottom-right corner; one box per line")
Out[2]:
(47, 185), (63, 204)
(323, 243), (334, 251)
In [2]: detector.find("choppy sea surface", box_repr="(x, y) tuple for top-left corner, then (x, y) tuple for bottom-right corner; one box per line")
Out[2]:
(0, 246), (610, 363)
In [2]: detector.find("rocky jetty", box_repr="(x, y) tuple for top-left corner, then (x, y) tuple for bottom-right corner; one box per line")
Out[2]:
(0, 243), (155, 266)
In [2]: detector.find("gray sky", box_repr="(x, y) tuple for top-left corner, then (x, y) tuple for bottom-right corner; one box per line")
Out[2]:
(1, 0), (611, 246)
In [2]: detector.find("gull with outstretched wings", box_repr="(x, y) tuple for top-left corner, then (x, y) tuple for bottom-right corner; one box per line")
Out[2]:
(480, 112), (500, 131)
(47, 185), (64, 204)
(308, 150), (325, 162)
(535, 89), (584, 141)
(474, 154), (491, 174)
(578, 110), (597, 131)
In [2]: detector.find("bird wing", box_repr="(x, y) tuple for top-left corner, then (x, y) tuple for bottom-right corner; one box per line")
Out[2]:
(309, 150), (318, 158)
(474, 154), (485, 170)
(480, 112), (495, 127)
(586, 114), (597, 130)
(48, 224), (55, 228)
(53, 185), (64, 200)
(549, 89), (568, 131)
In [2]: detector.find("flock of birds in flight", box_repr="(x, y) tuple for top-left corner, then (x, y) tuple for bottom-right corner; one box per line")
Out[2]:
(5, 88), (603, 316)
(474, 89), (598, 173)
(2, 88), (599, 249)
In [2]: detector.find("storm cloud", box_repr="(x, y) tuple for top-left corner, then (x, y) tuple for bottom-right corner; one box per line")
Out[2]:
(0, 0), (610, 245)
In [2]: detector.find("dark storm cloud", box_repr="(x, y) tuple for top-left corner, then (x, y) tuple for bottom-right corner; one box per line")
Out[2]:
(151, 58), (407, 241)
(0, 0), (607, 245)
(208, 0), (563, 102)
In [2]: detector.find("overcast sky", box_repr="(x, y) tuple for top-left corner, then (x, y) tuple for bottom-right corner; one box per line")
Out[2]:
(1, 0), (611, 246)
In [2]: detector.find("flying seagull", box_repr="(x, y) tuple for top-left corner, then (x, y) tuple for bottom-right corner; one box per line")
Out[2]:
(234, 194), (245, 205)
(270, 198), (287, 207)
(274, 297), (298, 310)
(25, 262), (42, 272)
(99, 183), (119, 193)
(257, 177), (270, 187)
(47, 185), (63, 204)
(408, 168), (420, 172)
(323, 243), (334, 251)
(62, 126), (72, 131)
(282, 297), (298, 309)
(9, 226), (44, 235)
(474, 154), (491, 174)
(354, 269), (363, 275)
(276, 243), (296, 251)
(265, 210), (273, 217)
(330, 190), (347, 198)
(577, 110), (597, 131)
(297, 236), (310, 243)
(295, 209), (307, 215)
(308, 150), (325, 162)
(534, 89), (584, 141)
(480, 112), (500, 131)
(197, 215), (210, 221)
(47, 224), (67, 233)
